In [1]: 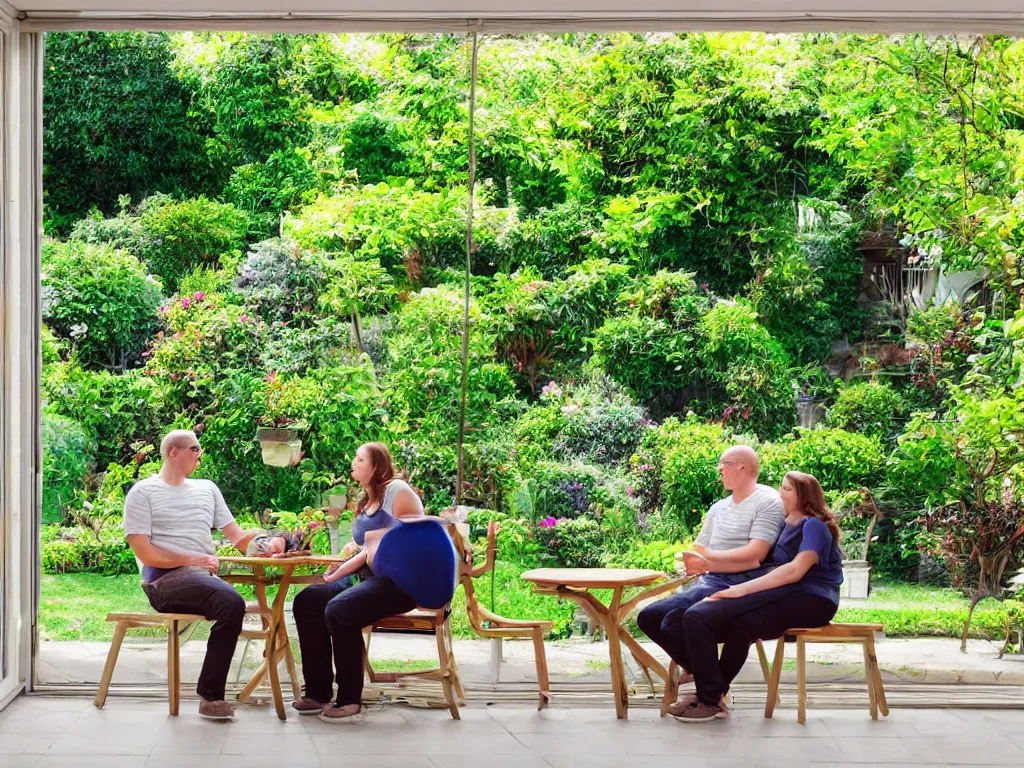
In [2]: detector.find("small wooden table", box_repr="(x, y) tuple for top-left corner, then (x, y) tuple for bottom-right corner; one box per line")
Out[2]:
(220, 554), (347, 720)
(521, 567), (695, 719)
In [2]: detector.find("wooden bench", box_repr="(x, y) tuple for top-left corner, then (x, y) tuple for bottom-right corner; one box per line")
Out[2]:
(660, 622), (888, 724)
(764, 622), (887, 724)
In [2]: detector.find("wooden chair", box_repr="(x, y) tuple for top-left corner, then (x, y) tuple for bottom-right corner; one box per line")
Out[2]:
(94, 600), (298, 715)
(764, 622), (887, 724)
(661, 640), (773, 716)
(364, 606), (462, 720)
(454, 520), (553, 709)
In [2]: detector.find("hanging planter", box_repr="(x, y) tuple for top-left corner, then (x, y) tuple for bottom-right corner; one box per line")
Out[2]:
(255, 424), (305, 467)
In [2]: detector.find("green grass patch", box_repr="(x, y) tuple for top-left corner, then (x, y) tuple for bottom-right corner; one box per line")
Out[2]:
(39, 573), (1012, 645)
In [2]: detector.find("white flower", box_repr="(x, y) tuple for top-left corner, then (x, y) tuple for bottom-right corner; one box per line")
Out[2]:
(70, 323), (89, 339)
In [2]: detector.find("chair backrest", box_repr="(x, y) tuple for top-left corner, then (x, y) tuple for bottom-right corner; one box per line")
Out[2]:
(451, 521), (498, 631)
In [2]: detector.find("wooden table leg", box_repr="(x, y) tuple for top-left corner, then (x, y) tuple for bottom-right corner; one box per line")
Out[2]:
(605, 587), (630, 720)
(264, 566), (295, 721)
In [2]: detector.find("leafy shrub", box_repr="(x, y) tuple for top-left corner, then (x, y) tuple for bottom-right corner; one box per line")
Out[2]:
(42, 412), (94, 525)
(827, 381), (909, 442)
(43, 32), (212, 230)
(42, 364), (163, 469)
(697, 301), (796, 439)
(40, 540), (137, 576)
(531, 461), (605, 520)
(134, 196), (251, 292)
(761, 428), (885, 492)
(534, 517), (604, 568)
(605, 539), (690, 571)
(42, 240), (164, 370)
(224, 147), (325, 232)
(638, 417), (737, 538)
(552, 384), (649, 465)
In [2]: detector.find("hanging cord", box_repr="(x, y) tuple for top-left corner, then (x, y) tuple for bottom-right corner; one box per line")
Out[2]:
(456, 31), (479, 507)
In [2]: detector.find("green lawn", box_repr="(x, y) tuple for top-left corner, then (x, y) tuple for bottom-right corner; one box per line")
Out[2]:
(39, 573), (1011, 644)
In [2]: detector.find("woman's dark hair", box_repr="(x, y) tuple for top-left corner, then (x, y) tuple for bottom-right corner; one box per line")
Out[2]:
(784, 471), (842, 543)
(355, 442), (397, 515)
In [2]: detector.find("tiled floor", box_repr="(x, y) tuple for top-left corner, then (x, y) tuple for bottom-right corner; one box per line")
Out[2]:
(1, 695), (1022, 767)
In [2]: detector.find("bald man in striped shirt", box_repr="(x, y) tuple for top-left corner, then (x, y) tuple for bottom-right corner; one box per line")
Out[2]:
(637, 445), (784, 715)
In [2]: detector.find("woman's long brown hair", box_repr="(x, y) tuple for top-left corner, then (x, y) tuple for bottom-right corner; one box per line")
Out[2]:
(784, 471), (842, 543)
(355, 442), (397, 515)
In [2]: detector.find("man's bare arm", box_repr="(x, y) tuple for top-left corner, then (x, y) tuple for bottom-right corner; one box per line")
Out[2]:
(127, 534), (218, 573)
(704, 539), (772, 572)
(220, 522), (259, 553)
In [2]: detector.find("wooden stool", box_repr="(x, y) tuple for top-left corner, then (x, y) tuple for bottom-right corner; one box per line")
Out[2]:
(364, 607), (462, 720)
(95, 606), (293, 716)
(94, 612), (205, 716)
(661, 639), (773, 716)
(764, 622), (888, 724)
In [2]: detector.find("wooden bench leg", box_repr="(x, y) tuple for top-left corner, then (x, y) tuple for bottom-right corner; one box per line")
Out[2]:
(764, 637), (785, 719)
(796, 636), (807, 725)
(95, 621), (128, 709)
(862, 639), (879, 720)
(532, 627), (551, 710)
(168, 619), (181, 716)
(755, 640), (771, 685)
(865, 635), (888, 717)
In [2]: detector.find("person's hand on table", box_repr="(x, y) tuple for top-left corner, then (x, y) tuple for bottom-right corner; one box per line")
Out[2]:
(192, 554), (220, 574)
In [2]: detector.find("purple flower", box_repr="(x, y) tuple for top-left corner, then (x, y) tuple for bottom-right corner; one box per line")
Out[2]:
(539, 517), (558, 528)
(181, 297), (192, 309)
(193, 291), (206, 302)
(239, 314), (249, 323)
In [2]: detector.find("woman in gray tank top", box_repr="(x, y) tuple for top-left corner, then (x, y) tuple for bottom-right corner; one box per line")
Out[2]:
(290, 442), (423, 716)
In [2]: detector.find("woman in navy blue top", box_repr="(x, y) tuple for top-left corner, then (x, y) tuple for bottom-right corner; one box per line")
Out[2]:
(670, 471), (843, 723)
(290, 442), (425, 722)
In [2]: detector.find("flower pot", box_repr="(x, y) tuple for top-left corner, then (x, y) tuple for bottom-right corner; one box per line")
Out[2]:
(840, 559), (871, 600)
(255, 427), (303, 467)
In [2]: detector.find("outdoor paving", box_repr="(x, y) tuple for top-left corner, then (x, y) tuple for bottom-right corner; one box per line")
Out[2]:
(1, 694), (1023, 767)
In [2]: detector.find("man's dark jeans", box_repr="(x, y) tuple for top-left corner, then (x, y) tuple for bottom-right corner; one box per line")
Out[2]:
(293, 575), (416, 706)
(142, 566), (246, 701)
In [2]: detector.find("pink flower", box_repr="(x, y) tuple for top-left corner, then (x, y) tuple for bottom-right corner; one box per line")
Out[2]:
(169, 373), (179, 381)
(181, 297), (192, 309)
(265, 371), (277, 384)
(174, 331), (182, 340)
(193, 291), (206, 302)
(158, 305), (169, 314)
(239, 314), (249, 323)
(546, 329), (555, 336)
(538, 517), (558, 528)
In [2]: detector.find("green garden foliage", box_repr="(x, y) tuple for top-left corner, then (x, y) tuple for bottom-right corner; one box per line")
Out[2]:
(71, 194), (251, 292)
(827, 381), (910, 443)
(43, 32), (213, 231)
(41, 240), (164, 370)
(37, 30), (1024, 635)
(41, 412), (95, 525)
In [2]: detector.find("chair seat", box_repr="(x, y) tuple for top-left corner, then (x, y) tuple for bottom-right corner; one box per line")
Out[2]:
(105, 612), (206, 626)
(784, 622), (882, 638)
(371, 608), (447, 632)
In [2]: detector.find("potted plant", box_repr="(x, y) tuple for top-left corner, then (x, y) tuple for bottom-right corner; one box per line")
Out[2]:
(834, 488), (883, 600)
(255, 419), (306, 467)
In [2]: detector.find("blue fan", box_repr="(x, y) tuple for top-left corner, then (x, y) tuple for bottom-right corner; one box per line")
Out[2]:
(372, 518), (457, 609)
